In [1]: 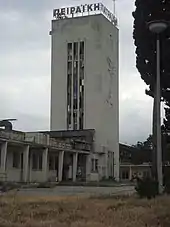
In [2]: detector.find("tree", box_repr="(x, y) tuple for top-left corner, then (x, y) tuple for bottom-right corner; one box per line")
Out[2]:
(133, 0), (170, 183)
(133, 0), (170, 130)
(132, 135), (152, 165)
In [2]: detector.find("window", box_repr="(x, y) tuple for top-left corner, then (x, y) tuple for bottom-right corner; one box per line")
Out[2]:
(39, 154), (42, 170)
(122, 171), (129, 180)
(80, 41), (84, 60)
(73, 112), (78, 130)
(49, 155), (58, 170)
(32, 153), (38, 170)
(67, 48), (73, 130)
(67, 62), (72, 75)
(49, 156), (53, 170)
(95, 159), (98, 171)
(67, 41), (85, 130)
(55, 156), (58, 170)
(67, 43), (72, 61)
(79, 42), (85, 130)
(32, 153), (42, 170)
(13, 152), (20, 168)
(91, 158), (98, 173)
(73, 42), (78, 60)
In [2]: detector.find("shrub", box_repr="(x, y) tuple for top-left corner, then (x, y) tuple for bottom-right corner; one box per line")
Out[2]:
(135, 177), (158, 199)
(164, 181), (170, 194)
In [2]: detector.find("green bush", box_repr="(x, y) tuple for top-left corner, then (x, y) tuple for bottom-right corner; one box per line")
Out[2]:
(135, 177), (158, 199)
(163, 167), (170, 194)
(164, 180), (170, 194)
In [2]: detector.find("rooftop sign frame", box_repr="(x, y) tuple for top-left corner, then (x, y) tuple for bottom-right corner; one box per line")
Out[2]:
(53, 2), (117, 26)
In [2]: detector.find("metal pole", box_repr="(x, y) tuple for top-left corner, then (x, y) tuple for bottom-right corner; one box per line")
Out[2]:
(152, 93), (157, 180)
(156, 35), (163, 194)
(113, 0), (116, 15)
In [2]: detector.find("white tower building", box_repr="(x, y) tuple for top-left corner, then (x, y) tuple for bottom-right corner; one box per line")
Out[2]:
(50, 3), (119, 180)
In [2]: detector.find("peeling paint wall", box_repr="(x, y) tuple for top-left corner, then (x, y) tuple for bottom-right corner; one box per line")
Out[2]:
(51, 14), (119, 180)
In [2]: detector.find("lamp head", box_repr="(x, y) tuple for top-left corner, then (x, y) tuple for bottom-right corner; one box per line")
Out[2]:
(147, 20), (168, 34)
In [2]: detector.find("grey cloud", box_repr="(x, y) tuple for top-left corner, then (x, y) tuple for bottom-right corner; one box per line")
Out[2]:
(0, 50), (50, 78)
(12, 113), (49, 132)
(119, 98), (152, 145)
(0, 0), (155, 144)
(0, 76), (50, 119)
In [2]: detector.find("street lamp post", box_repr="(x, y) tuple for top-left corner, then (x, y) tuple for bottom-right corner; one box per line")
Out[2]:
(148, 20), (168, 194)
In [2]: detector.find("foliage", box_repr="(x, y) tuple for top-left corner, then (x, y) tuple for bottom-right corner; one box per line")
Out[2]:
(163, 166), (170, 193)
(2, 194), (170, 226)
(135, 176), (158, 199)
(133, 0), (170, 131)
(131, 135), (152, 165)
(164, 180), (170, 194)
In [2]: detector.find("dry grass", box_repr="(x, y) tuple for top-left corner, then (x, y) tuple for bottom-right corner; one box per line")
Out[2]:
(0, 191), (170, 227)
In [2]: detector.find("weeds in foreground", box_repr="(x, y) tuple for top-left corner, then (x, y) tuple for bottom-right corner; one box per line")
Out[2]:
(0, 194), (170, 227)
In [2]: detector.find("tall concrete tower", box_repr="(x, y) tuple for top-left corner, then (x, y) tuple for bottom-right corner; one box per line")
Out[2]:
(50, 3), (119, 180)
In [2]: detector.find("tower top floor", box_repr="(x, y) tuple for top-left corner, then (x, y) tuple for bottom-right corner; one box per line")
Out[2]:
(52, 2), (117, 26)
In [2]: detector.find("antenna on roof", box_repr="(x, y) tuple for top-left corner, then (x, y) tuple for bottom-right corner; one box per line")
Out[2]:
(113, 0), (116, 15)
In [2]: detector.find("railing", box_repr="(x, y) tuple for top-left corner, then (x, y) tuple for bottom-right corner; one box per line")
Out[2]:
(49, 138), (72, 150)
(0, 130), (25, 142)
(0, 130), (91, 152)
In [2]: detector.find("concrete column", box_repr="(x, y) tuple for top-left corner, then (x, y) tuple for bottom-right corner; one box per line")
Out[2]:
(73, 152), (78, 182)
(129, 166), (132, 181)
(23, 145), (29, 182)
(58, 151), (64, 182)
(1, 142), (8, 172)
(114, 145), (120, 181)
(105, 152), (109, 179)
(86, 155), (91, 181)
(42, 148), (48, 182)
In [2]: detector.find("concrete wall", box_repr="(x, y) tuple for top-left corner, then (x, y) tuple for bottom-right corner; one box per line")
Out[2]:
(48, 170), (57, 182)
(29, 171), (44, 182)
(50, 14), (119, 180)
(6, 149), (21, 182)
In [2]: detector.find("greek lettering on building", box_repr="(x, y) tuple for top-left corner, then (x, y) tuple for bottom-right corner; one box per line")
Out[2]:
(53, 3), (117, 26)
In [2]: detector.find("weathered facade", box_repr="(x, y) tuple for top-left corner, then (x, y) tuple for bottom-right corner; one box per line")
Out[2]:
(50, 10), (119, 181)
(0, 130), (90, 183)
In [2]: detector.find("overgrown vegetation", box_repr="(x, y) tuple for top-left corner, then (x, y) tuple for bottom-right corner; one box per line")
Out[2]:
(135, 177), (158, 199)
(0, 194), (170, 226)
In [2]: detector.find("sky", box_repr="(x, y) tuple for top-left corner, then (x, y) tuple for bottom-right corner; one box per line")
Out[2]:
(0, 0), (163, 145)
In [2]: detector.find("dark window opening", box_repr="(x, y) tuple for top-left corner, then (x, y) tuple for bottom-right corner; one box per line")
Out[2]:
(74, 42), (78, 60)
(32, 153), (42, 171)
(55, 156), (58, 170)
(122, 171), (129, 180)
(80, 42), (84, 60)
(67, 112), (71, 126)
(13, 152), (20, 168)
(39, 154), (42, 170)
(49, 156), (54, 170)
(73, 112), (78, 130)
(49, 155), (58, 171)
(67, 44), (73, 129)
(67, 62), (72, 75)
(91, 159), (98, 173)
(73, 100), (78, 110)
(32, 153), (37, 170)
(68, 43), (72, 61)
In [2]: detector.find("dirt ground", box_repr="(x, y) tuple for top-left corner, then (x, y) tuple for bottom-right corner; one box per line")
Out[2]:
(0, 192), (170, 227)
